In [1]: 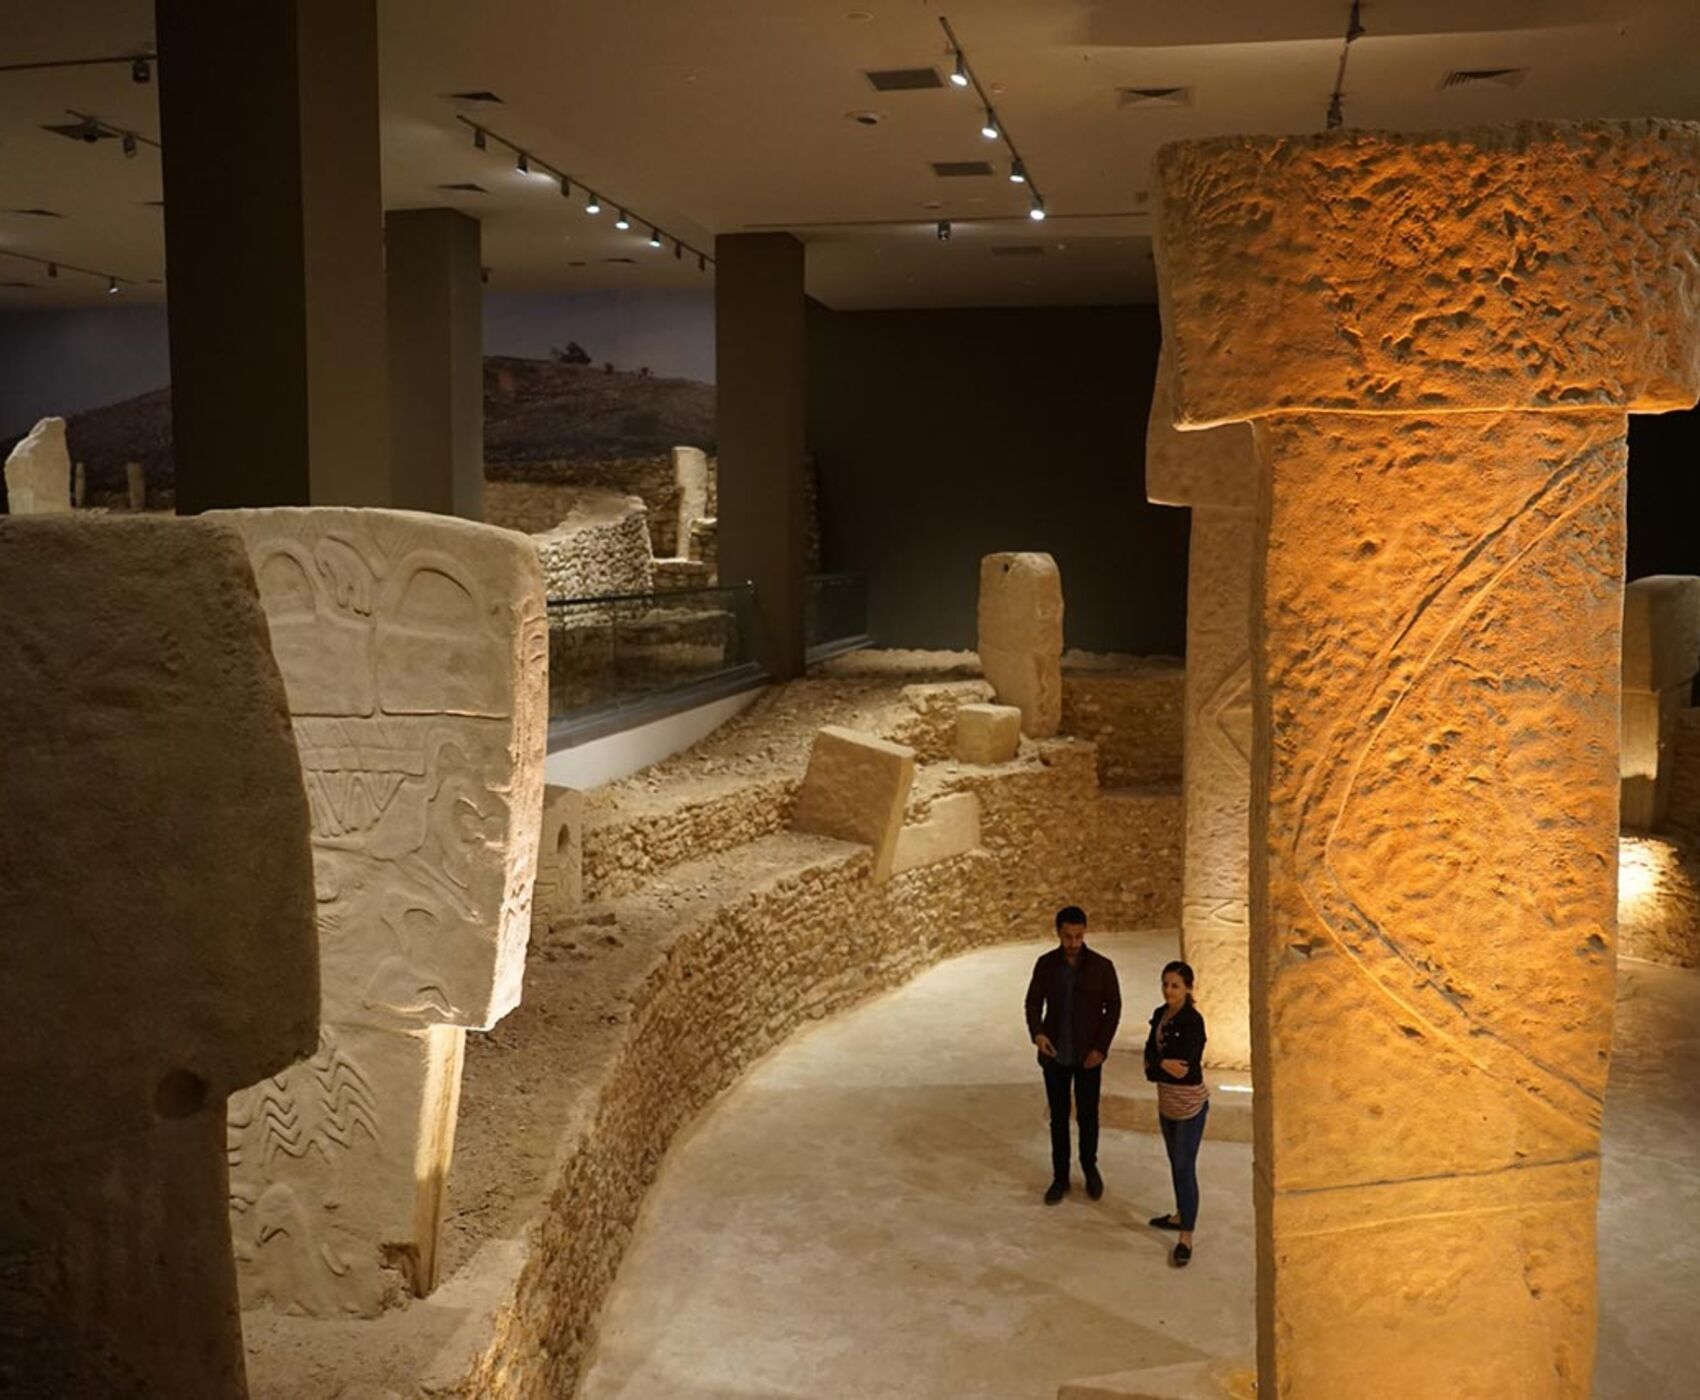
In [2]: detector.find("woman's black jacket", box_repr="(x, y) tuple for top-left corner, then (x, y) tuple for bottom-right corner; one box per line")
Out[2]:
(1143, 1002), (1207, 1085)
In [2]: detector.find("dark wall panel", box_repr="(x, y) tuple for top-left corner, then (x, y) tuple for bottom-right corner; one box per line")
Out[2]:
(807, 302), (1186, 655)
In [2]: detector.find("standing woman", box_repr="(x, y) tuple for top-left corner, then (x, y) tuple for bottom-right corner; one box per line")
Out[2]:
(1144, 959), (1208, 1266)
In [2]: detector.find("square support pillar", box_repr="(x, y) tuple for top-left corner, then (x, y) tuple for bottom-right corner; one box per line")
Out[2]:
(1154, 119), (1700, 1398)
(386, 208), (485, 519)
(715, 233), (807, 679)
(156, 0), (390, 510)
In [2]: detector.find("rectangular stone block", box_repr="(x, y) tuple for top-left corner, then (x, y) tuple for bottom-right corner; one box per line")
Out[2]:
(892, 792), (981, 875)
(1622, 575), (1700, 693)
(790, 725), (915, 883)
(1621, 684), (1687, 830)
(977, 552), (1063, 737)
(0, 516), (318, 1396)
(953, 702), (1022, 765)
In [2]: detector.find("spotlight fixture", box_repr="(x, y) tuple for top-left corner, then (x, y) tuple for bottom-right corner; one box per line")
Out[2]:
(950, 52), (969, 88)
(1028, 196), (1046, 221)
(480, 265), (491, 284)
(515, 150), (529, 174)
(47, 262), (58, 278)
(674, 241), (683, 259)
(1009, 159), (1027, 184)
(131, 56), (151, 84)
(648, 228), (663, 249)
(936, 219), (952, 241)
(106, 276), (118, 294)
(980, 109), (999, 140)
(122, 131), (137, 158)
(698, 253), (707, 271)
(473, 125), (486, 150)
(585, 193), (602, 214)
(559, 175), (572, 197)
(614, 210), (631, 230)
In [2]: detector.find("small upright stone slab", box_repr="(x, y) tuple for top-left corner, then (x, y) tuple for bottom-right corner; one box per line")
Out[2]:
(533, 783), (586, 936)
(1621, 575), (1700, 829)
(977, 552), (1064, 738)
(0, 516), (318, 1397)
(790, 725), (916, 883)
(209, 507), (548, 1316)
(953, 703), (1022, 765)
(672, 445), (710, 558)
(3, 416), (72, 515)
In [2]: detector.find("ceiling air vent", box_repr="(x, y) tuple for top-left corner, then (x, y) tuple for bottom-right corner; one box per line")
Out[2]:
(437, 182), (488, 193)
(990, 244), (1044, 258)
(10, 207), (63, 217)
(602, 256), (637, 265)
(447, 90), (504, 103)
(865, 67), (943, 91)
(1440, 67), (1528, 90)
(1119, 86), (1191, 109)
(931, 160), (994, 177)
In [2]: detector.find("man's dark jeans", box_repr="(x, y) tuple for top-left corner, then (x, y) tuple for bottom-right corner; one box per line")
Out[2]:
(1159, 1100), (1210, 1229)
(1041, 1059), (1101, 1183)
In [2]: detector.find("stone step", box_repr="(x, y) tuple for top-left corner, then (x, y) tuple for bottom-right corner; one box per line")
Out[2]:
(1058, 1359), (1256, 1400)
(1099, 1053), (1254, 1142)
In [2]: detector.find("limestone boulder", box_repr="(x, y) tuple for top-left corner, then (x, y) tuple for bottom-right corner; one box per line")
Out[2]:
(4, 416), (72, 515)
(977, 552), (1064, 738)
(790, 725), (915, 883)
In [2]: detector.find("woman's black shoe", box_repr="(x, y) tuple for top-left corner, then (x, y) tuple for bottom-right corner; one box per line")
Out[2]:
(1172, 1242), (1192, 1267)
(1149, 1213), (1182, 1230)
(1084, 1166), (1104, 1200)
(1044, 1179), (1068, 1205)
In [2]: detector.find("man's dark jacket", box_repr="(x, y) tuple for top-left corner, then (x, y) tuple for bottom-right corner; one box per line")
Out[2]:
(1024, 945), (1122, 1069)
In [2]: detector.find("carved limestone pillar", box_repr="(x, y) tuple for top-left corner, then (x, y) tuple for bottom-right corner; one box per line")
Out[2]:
(0, 516), (318, 1395)
(211, 508), (547, 1316)
(1155, 120), (1700, 1397)
(1147, 350), (1258, 1069)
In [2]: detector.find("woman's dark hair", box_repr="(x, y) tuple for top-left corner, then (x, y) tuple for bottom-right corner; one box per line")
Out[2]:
(1055, 905), (1087, 931)
(1162, 959), (1196, 1006)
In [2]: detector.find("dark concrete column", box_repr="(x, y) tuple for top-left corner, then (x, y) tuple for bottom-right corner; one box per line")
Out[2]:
(715, 232), (807, 678)
(386, 209), (484, 519)
(156, 0), (389, 511)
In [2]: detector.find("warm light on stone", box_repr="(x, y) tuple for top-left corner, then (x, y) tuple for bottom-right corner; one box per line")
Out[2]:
(1155, 119), (1700, 1399)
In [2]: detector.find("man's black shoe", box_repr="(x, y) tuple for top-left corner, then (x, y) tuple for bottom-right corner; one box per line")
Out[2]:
(1044, 1179), (1069, 1205)
(1084, 1166), (1104, 1200)
(1149, 1213), (1183, 1230)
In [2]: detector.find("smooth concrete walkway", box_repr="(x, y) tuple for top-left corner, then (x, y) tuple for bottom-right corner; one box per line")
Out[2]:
(579, 931), (1700, 1400)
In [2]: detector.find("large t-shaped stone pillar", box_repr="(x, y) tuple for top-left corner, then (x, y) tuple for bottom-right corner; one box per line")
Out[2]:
(1146, 351), (1258, 1070)
(1155, 120), (1700, 1398)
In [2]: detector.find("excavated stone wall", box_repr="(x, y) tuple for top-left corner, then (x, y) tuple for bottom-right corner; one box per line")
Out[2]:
(1060, 664), (1186, 788)
(1620, 709), (1700, 967)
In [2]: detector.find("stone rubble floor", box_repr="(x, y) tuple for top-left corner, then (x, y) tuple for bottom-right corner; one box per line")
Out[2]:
(578, 931), (1700, 1400)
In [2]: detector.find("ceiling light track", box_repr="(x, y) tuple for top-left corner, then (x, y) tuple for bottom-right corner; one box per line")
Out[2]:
(0, 247), (137, 293)
(938, 15), (1046, 222)
(63, 108), (159, 157)
(454, 114), (712, 272)
(1324, 0), (1366, 131)
(0, 52), (154, 81)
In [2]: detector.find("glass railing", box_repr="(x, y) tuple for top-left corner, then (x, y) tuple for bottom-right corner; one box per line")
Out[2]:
(547, 582), (758, 722)
(804, 572), (870, 662)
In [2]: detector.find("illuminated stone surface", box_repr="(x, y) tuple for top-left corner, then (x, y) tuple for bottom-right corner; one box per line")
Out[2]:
(978, 552), (1064, 737)
(1156, 119), (1700, 1398)
(790, 725), (916, 883)
(0, 516), (317, 1395)
(1620, 576), (1700, 830)
(952, 702), (1022, 765)
(1157, 121), (1700, 426)
(892, 791), (981, 875)
(209, 507), (548, 1317)
(533, 783), (585, 938)
(1146, 349), (1257, 1070)
(672, 445), (710, 557)
(3, 416), (71, 514)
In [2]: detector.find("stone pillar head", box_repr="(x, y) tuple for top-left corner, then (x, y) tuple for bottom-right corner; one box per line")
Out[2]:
(1155, 120), (1700, 425)
(3, 416), (72, 515)
(0, 516), (318, 1395)
(977, 551), (1064, 737)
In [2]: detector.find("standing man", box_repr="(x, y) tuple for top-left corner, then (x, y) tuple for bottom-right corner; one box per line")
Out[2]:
(1025, 905), (1122, 1204)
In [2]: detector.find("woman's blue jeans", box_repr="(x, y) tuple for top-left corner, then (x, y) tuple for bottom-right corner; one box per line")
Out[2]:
(1159, 1101), (1209, 1230)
